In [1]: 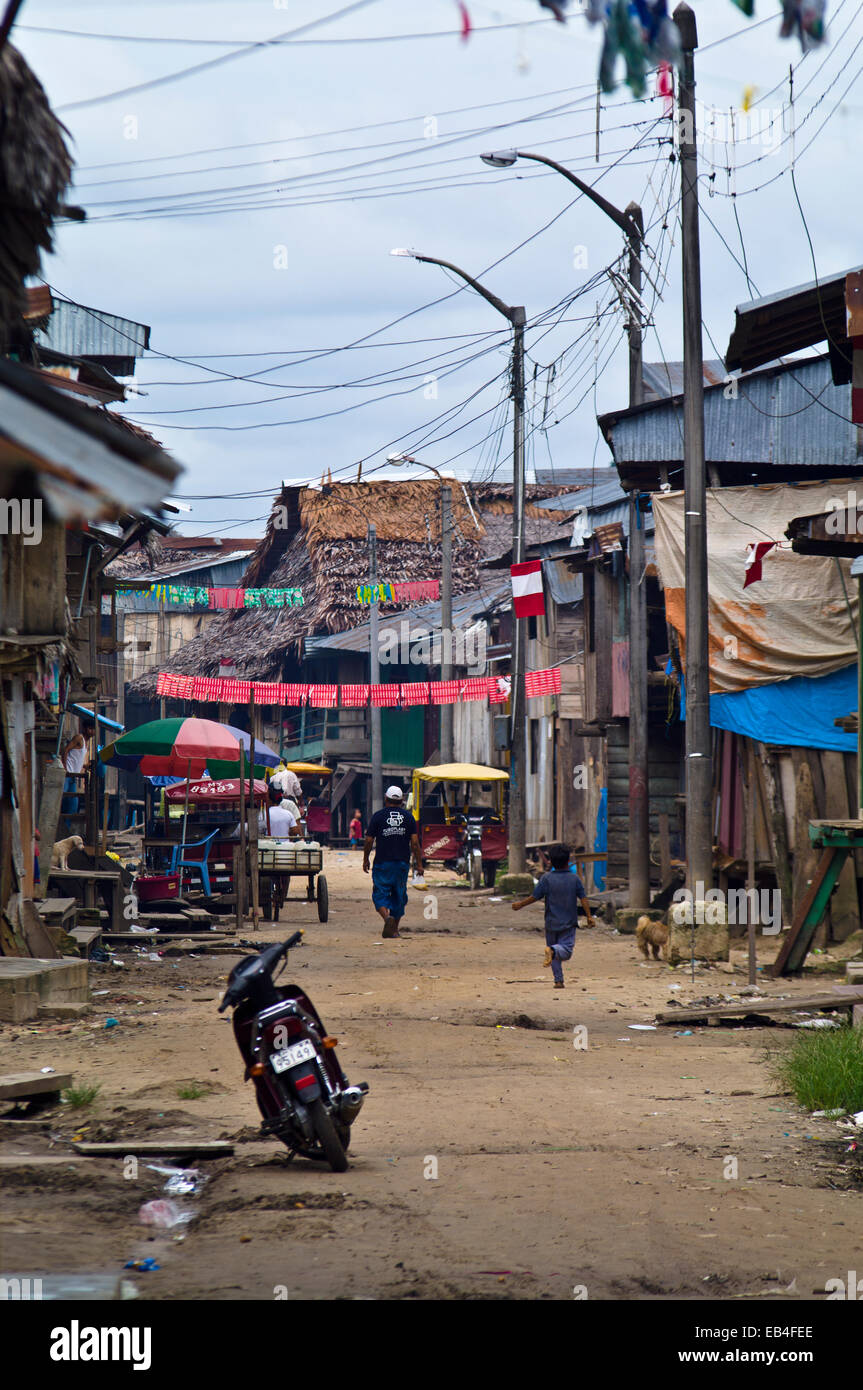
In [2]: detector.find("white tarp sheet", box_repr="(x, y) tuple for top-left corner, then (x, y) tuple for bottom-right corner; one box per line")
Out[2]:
(652, 481), (858, 695)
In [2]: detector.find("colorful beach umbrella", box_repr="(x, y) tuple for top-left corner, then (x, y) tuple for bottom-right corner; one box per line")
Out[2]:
(100, 717), (278, 779)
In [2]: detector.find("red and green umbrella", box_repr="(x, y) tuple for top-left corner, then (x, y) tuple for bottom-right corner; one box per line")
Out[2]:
(100, 717), (278, 779)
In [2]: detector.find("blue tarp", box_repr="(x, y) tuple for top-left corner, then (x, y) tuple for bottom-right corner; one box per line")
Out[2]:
(593, 787), (607, 892)
(682, 665), (857, 753)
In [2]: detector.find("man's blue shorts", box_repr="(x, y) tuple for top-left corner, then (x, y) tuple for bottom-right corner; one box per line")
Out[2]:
(372, 860), (409, 919)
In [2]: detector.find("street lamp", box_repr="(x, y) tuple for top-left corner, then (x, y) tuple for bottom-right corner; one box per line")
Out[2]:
(387, 452), (454, 764)
(479, 149), (651, 910)
(391, 248), (529, 874)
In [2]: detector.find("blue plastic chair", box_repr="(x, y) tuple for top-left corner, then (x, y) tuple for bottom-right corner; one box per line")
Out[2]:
(170, 828), (220, 897)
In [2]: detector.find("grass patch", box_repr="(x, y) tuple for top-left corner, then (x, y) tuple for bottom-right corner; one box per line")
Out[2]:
(62, 1082), (101, 1108)
(772, 1023), (863, 1114)
(176, 1080), (208, 1100)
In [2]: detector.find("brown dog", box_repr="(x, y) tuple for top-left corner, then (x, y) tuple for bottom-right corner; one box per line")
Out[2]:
(50, 835), (84, 871)
(636, 914), (668, 961)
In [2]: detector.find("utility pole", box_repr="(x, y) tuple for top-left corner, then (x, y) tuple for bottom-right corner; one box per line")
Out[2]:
(675, 2), (713, 893)
(509, 308), (528, 874)
(439, 483), (454, 764)
(477, 151), (648, 897)
(625, 202), (650, 910)
(368, 522), (383, 813)
(391, 248), (527, 870)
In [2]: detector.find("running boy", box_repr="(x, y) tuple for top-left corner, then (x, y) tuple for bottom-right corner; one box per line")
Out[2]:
(511, 843), (595, 988)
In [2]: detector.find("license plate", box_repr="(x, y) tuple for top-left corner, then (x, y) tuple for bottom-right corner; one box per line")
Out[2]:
(270, 1038), (316, 1073)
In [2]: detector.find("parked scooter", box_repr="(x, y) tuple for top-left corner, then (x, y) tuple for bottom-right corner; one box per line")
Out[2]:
(218, 931), (367, 1172)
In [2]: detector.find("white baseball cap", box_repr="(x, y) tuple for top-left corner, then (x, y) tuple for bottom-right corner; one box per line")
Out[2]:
(385, 785), (404, 800)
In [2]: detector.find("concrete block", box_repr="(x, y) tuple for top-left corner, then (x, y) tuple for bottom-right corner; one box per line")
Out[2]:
(37, 1002), (90, 1020)
(615, 907), (664, 935)
(845, 961), (863, 985)
(498, 874), (535, 896)
(669, 901), (730, 964)
(0, 957), (88, 1023)
(853, 1004), (863, 1030)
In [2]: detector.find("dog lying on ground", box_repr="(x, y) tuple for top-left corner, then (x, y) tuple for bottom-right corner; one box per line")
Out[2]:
(50, 835), (84, 871)
(636, 914), (669, 961)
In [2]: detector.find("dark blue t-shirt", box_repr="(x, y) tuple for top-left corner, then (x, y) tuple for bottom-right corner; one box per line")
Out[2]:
(367, 806), (417, 863)
(533, 869), (585, 929)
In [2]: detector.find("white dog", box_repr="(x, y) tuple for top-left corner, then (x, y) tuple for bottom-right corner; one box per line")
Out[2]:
(50, 835), (84, 871)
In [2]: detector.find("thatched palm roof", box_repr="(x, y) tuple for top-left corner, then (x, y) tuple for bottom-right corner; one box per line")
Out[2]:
(128, 478), (576, 697)
(0, 45), (72, 352)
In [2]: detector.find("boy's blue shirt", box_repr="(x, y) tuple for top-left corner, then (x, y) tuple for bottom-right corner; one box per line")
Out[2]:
(533, 867), (585, 930)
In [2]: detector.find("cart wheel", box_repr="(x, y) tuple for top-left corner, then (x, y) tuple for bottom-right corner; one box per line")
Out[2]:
(306, 874), (315, 903)
(317, 874), (329, 923)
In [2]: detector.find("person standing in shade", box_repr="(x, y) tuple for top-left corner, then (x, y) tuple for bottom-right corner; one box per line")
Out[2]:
(363, 786), (422, 938)
(511, 842), (595, 988)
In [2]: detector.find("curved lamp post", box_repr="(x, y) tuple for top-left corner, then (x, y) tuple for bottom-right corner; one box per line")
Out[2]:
(391, 250), (529, 873)
(479, 150), (651, 910)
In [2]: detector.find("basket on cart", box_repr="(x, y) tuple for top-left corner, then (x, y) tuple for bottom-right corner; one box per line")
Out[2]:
(257, 840), (328, 923)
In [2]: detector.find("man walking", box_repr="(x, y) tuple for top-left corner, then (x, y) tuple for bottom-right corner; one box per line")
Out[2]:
(363, 786), (422, 938)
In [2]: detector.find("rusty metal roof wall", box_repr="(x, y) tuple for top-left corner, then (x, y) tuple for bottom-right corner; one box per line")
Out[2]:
(603, 356), (856, 470)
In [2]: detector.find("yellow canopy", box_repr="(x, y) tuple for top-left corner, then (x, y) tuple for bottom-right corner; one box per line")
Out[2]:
(413, 762), (508, 783)
(281, 762), (332, 777)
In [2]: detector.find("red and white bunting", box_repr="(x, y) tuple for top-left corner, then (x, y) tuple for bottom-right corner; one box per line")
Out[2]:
(308, 684), (338, 708)
(340, 684), (370, 707)
(400, 682), (430, 706)
(525, 667), (561, 699)
(370, 684), (400, 707)
(487, 675), (511, 705)
(510, 559), (546, 619)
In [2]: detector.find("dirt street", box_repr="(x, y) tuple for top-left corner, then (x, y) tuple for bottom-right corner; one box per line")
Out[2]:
(1, 851), (860, 1301)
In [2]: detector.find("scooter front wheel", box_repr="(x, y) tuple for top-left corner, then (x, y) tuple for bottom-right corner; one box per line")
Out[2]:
(308, 1097), (348, 1172)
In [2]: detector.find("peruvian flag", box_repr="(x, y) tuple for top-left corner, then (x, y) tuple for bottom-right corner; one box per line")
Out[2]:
(510, 559), (545, 619)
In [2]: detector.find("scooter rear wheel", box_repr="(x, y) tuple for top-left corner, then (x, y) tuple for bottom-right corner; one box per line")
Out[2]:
(309, 1096), (348, 1172)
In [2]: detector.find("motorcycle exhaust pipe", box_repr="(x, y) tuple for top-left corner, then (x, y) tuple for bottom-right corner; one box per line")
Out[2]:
(338, 1085), (367, 1126)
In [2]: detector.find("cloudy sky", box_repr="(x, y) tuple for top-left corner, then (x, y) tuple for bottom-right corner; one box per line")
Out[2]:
(16, 0), (863, 536)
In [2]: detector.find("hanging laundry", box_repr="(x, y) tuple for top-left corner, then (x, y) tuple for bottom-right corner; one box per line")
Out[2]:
(780, 1), (827, 50)
(538, 0), (572, 19)
(399, 682), (431, 706)
(370, 685), (400, 707)
(282, 683), (309, 706)
(456, 2), (471, 41)
(253, 683), (284, 705)
(391, 579), (440, 603)
(308, 684), (338, 708)
(430, 681), (460, 705)
(525, 667), (562, 699)
(340, 684), (370, 707)
(588, 1), (682, 98)
(209, 588), (245, 610)
(487, 675), (511, 705)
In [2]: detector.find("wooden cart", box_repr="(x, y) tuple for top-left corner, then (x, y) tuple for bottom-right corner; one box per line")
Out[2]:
(257, 841), (328, 923)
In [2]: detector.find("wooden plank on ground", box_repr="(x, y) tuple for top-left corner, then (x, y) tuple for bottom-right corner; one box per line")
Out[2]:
(0, 1070), (74, 1100)
(73, 1139), (234, 1158)
(656, 987), (863, 1025)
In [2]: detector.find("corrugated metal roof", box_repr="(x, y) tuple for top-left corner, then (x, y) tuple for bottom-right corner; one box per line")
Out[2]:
(601, 356), (857, 472)
(544, 558), (582, 605)
(305, 580), (510, 656)
(643, 360), (726, 399)
(725, 267), (856, 372)
(34, 299), (150, 367)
